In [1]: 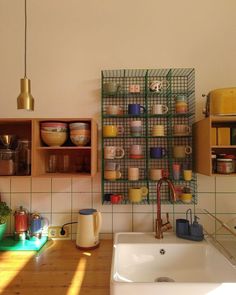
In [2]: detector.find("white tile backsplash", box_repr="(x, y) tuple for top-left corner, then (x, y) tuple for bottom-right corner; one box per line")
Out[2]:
(72, 178), (92, 192)
(216, 176), (236, 192)
(1, 173), (236, 238)
(113, 213), (132, 233)
(197, 174), (215, 192)
(32, 178), (52, 192)
(216, 193), (236, 213)
(51, 213), (72, 226)
(72, 192), (92, 212)
(133, 213), (153, 232)
(11, 178), (31, 192)
(0, 178), (11, 192)
(31, 193), (51, 213)
(10, 193), (31, 211)
(52, 193), (72, 213)
(52, 178), (71, 192)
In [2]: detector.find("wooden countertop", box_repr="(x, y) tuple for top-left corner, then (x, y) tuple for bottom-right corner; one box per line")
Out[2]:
(0, 239), (113, 295)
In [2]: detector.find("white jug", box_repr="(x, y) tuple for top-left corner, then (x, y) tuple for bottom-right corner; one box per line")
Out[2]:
(76, 209), (102, 249)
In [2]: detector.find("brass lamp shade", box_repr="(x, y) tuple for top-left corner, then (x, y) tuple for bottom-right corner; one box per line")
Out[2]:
(17, 78), (34, 111)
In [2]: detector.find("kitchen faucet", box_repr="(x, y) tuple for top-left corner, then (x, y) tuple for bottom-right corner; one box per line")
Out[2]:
(156, 177), (176, 239)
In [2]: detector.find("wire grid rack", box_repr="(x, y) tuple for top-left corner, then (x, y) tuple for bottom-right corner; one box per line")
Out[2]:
(101, 68), (197, 205)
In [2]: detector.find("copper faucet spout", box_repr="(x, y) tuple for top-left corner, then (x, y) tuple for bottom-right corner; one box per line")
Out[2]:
(156, 177), (176, 239)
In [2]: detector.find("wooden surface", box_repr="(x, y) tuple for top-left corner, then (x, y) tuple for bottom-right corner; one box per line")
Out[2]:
(0, 239), (113, 295)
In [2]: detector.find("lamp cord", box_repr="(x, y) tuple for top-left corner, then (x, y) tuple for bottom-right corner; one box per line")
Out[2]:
(24, 0), (27, 78)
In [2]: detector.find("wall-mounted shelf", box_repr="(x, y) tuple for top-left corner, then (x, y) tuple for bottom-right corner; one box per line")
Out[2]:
(101, 68), (197, 204)
(0, 118), (97, 178)
(193, 116), (236, 176)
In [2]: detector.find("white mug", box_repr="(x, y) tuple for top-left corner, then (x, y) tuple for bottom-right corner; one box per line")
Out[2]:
(173, 124), (191, 136)
(173, 145), (192, 158)
(149, 168), (166, 181)
(106, 105), (123, 115)
(104, 146), (125, 159)
(152, 104), (168, 115)
(149, 80), (169, 93)
(128, 167), (139, 181)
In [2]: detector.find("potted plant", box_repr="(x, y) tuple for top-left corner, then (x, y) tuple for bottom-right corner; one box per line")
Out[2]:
(0, 201), (12, 240)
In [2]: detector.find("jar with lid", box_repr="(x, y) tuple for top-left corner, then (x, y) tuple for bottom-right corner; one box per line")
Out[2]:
(216, 159), (233, 174)
(16, 139), (31, 175)
(223, 155), (236, 172)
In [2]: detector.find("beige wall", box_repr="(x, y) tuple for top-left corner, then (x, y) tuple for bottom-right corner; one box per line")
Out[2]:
(0, 0), (236, 119)
(0, 0), (236, 239)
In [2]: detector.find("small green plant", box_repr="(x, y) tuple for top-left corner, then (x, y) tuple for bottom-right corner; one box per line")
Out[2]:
(0, 201), (12, 224)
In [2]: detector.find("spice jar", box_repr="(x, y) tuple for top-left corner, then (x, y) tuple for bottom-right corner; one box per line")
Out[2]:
(216, 159), (233, 174)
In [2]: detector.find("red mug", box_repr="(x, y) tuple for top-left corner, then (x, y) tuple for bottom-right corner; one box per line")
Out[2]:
(110, 194), (123, 204)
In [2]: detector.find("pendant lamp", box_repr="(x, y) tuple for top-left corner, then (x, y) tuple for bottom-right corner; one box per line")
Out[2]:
(17, 0), (34, 111)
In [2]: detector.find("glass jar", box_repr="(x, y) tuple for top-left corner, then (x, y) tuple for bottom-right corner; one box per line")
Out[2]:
(0, 149), (18, 175)
(16, 139), (31, 175)
(216, 159), (233, 174)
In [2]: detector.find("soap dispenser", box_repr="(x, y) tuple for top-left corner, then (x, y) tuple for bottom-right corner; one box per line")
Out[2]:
(190, 216), (204, 240)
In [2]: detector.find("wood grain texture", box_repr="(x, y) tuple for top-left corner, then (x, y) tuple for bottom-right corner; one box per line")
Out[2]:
(0, 239), (113, 295)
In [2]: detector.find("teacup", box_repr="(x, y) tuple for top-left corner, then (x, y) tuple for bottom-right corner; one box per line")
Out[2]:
(128, 104), (146, 116)
(128, 187), (148, 203)
(104, 162), (120, 171)
(110, 194), (123, 204)
(173, 124), (191, 136)
(180, 193), (192, 204)
(173, 145), (192, 158)
(104, 146), (125, 159)
(104, 170), (122, 181)
(103, 82), (121, 95)
(150, 147), (166, 159)
(130, 120), (142, 137)
(149, 80), (169, 93)
(152, 104), (168, 115)
(128, 167), (140, 181)
(106, 105), (123, 115)
(103, 125), (124, 137)
(152, 125), (165, 137)
(130, 144), (144, 159)
(149, 168), (166, 181)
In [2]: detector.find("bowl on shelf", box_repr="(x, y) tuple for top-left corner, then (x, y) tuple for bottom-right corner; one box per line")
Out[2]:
(70, 129), (91, 136)
(70, 134), (90, 146)
(69, 122), (90, 130)
(41, 130), (67, 146)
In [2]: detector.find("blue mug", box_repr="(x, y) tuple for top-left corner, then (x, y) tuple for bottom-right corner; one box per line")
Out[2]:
(150, 147), (166, 159)
(128, 104), (146, 115)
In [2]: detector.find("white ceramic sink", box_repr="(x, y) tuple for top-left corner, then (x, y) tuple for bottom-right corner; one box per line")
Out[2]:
(110, 232), (236, 295)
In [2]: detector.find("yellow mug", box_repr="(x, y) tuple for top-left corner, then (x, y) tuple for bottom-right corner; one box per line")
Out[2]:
(180, 193), (192, 204)
(183, 170), (192, 181)
(128, 187), (148, 203)
(103, 125), (124, 137)
(104, 170), (122, 181)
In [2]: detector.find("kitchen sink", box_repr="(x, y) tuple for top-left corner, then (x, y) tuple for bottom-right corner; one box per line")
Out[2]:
(110, 232), (236, 295)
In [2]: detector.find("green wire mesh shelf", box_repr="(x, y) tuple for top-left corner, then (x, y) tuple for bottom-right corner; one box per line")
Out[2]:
(101, 68), (197, 205)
